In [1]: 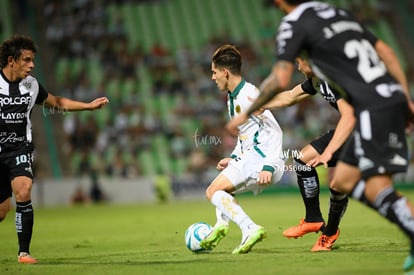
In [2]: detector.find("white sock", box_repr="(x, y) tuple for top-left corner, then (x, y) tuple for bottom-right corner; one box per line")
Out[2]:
(211, 190), (256, 235)
(215, 207), (230, 227)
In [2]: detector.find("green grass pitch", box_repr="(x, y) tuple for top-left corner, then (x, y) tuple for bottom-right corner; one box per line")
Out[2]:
(0, 189), (413, 274)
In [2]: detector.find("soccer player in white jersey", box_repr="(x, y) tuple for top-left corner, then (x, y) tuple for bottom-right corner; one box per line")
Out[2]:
(199, 44), (285, 254)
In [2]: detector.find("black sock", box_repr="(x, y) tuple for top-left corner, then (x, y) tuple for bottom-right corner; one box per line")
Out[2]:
(324, 189), (348, 236)
(374, 187), (414, 244)
(350, 180), (375, 210)
(16, 200), (34, 254)
(294, 158), (323, 222)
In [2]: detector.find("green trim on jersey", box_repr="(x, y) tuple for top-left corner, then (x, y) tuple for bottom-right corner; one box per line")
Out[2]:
(228, 79), (246, 118)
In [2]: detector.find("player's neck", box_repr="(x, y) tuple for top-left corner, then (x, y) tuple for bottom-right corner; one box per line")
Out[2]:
(228, 75), (243, 93)
(1, 67), (17, 82)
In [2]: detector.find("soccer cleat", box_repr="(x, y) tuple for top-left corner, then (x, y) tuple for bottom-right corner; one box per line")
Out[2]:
(200, 224), (229, 250)
(232, 226), (267, 254)
(283, 219), (325, 239)
(18, 252), (38, 264)
(403, 254), (414, 271)
(311, 229), (340, 252)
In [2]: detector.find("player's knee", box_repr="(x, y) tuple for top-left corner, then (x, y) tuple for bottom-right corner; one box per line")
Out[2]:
(293, 157), (313, 173)
(329, 177), (351, 195)
(205, 186), (215, 201)
(13, 186), (32, 202)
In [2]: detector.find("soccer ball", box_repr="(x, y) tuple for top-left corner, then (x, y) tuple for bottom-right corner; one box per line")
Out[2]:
(185, 222), (212, 253)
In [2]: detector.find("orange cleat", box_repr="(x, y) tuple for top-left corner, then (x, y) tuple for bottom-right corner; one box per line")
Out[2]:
(311, 229), (340, 252)
(18, 252), (38, 264)
(282, 219), (325, 239)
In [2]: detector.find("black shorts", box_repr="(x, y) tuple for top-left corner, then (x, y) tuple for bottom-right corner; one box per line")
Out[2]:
(310, 129), (343, 167)
(340, 104), (409, 179)
(0, 148), (34, 203)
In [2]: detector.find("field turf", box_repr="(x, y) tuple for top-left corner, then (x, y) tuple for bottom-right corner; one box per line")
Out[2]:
(0, 189), (413, 275)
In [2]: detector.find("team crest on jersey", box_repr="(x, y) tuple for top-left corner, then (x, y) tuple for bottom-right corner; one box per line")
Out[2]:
(22, 81), (32, 90)
(235, 105), (241, 113)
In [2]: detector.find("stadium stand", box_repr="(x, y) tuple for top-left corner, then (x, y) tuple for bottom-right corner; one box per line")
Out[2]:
(10, 0), (413, 188)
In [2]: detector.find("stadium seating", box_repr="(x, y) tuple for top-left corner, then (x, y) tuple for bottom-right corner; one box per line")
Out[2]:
(57, 0), (408, 178)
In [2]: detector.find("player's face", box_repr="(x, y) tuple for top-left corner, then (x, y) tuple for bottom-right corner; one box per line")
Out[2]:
(211, 63), (228, 92)
(10, 49), (35, 81)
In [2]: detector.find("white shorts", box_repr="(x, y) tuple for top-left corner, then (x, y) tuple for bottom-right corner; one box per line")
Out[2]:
(221, 150), (284, 195)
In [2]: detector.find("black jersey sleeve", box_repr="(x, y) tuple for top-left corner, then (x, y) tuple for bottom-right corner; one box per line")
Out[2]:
(300, 78), (318, 95)
(36, 83), (49, 104)
(363, 28), (379, 45)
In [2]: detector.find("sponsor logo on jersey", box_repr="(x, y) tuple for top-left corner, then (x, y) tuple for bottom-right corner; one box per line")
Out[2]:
(0, 133), (25, 143)
(0, 96), (32, 106)
(25, 167), (33, 176)
(1, 112), (28, 120)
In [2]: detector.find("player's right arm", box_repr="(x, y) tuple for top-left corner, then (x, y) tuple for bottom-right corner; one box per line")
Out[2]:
(263, 83), (311, 109)
(307, 98), (355, 167)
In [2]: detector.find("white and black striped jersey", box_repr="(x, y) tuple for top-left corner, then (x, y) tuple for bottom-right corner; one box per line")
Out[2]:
(276, 1), (406, 112)
(301, 77), (341, 110)
(0, 71), (48, 154)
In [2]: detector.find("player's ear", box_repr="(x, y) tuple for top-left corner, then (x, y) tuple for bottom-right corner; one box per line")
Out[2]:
(223, 68), (229, 78)
(7, 56), (14, 65)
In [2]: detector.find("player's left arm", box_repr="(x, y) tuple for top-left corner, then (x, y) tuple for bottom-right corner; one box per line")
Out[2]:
(43, 94), (109, 111)
(375, 39), (409, 98)
(375, 39), (414, 120)
(307, 99), (355, 168)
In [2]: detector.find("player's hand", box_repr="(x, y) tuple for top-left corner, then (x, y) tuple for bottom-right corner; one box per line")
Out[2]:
(216, 158), (232, 171)
(256, 171), (273, 186)
(226, 113), (248, 137)
(89, 97), (109, 110)
(306, 152), (332, 168)
(253, 108), (265, 116)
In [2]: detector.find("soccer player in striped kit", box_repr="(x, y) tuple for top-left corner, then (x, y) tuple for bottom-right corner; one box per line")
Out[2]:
(0, 34), (108, 264)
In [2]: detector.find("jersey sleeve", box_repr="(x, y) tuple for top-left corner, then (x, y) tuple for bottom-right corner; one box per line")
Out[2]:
(36, 83), (49, 104)
(300, 78), (318, 95)
(363, 28), (379, 45)
(276, 19), (309, 62)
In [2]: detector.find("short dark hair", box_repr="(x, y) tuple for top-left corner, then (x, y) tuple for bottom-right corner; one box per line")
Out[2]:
(285, 0), (311, 5)
(0, 34), (37, 68)
(212, 44), (242, 75)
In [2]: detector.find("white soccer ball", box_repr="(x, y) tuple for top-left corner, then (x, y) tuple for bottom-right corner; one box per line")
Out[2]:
(185, 222), (212, 253)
